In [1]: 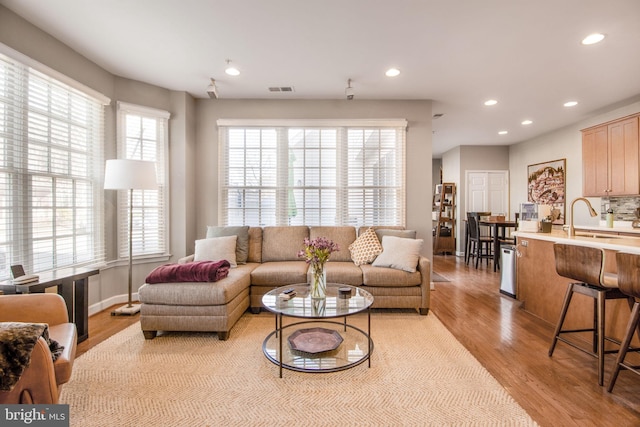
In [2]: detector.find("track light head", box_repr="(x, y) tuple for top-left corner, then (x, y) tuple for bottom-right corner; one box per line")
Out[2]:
(345, 78), (354, 100)
(206, 78), (218, 99)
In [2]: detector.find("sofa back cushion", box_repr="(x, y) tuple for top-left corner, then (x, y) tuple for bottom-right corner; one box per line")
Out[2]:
(309, 226), (356, 262)
(357, 225), (405, 236)
(262, 226), (309, 262)
(247, 227), (263, 263)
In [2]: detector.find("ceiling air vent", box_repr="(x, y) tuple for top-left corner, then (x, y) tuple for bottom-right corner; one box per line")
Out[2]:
(433, 113), (444, 119)
(268, 86), (295, 92)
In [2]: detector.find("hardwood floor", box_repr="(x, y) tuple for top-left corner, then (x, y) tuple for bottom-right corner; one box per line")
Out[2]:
(431, 254), (640, 427)
(77, 255), (640, 426)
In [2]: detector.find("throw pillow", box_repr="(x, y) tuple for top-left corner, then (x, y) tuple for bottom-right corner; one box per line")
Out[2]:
(206, 226), (250, 264)
(374, 228), (417, 241)
(372, 235), (423, 273)
(194, 235), (238, 267)
(348, 227), (383, 265)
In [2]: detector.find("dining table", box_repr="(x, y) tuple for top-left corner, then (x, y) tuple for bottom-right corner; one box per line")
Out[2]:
(478, 218), (518, 272)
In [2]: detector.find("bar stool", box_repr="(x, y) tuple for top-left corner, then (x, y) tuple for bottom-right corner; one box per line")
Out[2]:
(607, 252), (640, 392)
(549, 243), (630, 386)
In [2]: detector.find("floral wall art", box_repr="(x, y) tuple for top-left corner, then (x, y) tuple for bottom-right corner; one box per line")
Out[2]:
(527, 158), (566, 224)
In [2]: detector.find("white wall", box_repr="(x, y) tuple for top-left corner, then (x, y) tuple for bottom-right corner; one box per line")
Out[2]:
(195, 99), (433, 258)
(509, 98), (640, 226)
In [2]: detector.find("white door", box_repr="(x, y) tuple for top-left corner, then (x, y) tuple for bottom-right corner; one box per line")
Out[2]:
(466, 171), (509, 215)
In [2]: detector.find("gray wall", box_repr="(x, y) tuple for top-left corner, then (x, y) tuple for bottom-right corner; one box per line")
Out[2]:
(0, 6), (198, 311)
(195, 99), (434, 258)
(1, 5), (433, 311)
(441, 145), (510, 254)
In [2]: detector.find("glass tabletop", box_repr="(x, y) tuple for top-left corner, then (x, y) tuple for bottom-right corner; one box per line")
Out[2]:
(262, 283), (374, 319)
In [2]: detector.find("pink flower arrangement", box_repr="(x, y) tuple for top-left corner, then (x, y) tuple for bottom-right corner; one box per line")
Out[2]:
(297, 236), (340, 267)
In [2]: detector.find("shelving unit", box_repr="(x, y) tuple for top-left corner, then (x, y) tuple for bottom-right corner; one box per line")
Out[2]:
(433, 182), (456, 254)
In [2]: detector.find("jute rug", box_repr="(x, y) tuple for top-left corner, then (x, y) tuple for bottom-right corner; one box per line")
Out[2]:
(60, 312), (537, 426)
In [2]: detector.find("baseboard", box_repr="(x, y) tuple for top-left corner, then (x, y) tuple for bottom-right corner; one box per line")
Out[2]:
(89, 292), (140, 317)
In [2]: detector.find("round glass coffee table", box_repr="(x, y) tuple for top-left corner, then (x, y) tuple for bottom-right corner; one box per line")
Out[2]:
(262, 283), (374, 378)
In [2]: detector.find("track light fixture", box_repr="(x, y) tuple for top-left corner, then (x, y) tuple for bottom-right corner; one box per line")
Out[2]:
(206, 78), (218, 99)
(345, 78), (354, 100)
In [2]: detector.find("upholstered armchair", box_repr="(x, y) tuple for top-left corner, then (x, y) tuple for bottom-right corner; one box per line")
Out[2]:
(0, 293), (77, 404)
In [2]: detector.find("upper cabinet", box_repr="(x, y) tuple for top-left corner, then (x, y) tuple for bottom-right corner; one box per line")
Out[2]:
(582, 114), (640, 197)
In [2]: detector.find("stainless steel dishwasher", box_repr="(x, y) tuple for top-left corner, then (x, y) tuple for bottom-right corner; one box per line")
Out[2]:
(500, 245), (516, 298)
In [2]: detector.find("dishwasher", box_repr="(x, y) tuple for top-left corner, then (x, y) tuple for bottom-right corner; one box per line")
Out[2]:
(500, 245), (516, 298)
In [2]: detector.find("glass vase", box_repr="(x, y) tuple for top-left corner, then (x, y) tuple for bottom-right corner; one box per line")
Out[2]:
(310, 263), (327, 300)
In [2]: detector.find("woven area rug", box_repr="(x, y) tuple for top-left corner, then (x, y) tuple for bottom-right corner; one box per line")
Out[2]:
(60, 312), (537, 426)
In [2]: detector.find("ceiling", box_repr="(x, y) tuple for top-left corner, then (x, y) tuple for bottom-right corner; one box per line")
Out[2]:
(2, 0), (640, 157)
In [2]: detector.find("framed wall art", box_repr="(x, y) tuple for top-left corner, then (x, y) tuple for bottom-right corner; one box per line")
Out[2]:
(527, 158), (566, 224)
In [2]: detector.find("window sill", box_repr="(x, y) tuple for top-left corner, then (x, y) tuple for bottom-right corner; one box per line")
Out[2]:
(97, 254), (172, 270)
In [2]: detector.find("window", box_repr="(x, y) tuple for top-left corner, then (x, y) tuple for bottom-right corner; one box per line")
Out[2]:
(0, 51), (107, 280)
(115, 102), (169, 259)
(218, 119), (407, 227)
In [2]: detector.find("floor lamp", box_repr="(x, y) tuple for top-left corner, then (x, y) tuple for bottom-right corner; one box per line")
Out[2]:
(104, 159), (158, 316)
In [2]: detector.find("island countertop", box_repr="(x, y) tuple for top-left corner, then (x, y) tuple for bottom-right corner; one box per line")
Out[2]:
(513, 228), (640, 253)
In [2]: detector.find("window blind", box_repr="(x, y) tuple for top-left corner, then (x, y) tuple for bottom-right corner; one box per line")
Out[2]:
(115, 102), (169, 259)
(218, 119), (407, 227)
(0, 52), (107, 280)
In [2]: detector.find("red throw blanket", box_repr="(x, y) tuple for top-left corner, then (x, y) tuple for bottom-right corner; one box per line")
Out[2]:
(145, 260), (231, 284)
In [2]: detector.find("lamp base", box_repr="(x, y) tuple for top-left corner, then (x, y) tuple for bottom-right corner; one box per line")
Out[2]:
(111, 303), (141, 316)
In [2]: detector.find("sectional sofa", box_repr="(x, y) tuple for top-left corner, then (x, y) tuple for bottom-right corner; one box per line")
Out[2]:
(138, 225), (430, 340)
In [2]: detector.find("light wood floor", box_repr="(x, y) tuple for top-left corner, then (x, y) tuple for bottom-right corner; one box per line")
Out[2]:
(77, 255), (640, 426)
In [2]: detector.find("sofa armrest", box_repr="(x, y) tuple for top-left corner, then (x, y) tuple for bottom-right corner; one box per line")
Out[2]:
(416, 256), (431, 315)
(0, 294), (69, 325)
(0, 337), (58, 404)
(178, 254), (195, 264)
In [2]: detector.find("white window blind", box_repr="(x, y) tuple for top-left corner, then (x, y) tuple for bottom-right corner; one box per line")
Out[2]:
(0, 52), (107, 280)
(115, 102), (169, 259)
(218, 119), (407, 227)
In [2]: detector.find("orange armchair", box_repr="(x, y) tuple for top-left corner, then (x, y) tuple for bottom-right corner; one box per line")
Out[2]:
(0, 293), (77, 404)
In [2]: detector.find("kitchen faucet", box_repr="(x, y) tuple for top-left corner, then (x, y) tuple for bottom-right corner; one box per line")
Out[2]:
(568, 197), (598, 237)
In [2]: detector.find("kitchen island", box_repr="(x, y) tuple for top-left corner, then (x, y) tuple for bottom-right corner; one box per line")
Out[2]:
(513, 228), (640, 344)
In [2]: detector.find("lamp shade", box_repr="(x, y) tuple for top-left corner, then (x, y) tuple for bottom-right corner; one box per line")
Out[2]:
(104, 159), (157, 190)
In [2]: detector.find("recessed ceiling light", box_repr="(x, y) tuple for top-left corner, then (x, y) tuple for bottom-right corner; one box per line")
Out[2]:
(521, 120), (533, 125)
(498, 130), (508, 135)
(484, 99), (498, 106)
(385, 68), (400, 77)
(582, 33), (605, 45)
(225, 59), (240, 76)
(564, 101), (578, 107)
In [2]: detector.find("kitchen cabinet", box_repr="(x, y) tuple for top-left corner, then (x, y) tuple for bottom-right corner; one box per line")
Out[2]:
(582, 114), (640, 196)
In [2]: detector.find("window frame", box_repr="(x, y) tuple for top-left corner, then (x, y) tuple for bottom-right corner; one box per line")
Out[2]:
(217, 119), (407, 227)
(114, 101), (170, 260)
(0, 45), (109, 280)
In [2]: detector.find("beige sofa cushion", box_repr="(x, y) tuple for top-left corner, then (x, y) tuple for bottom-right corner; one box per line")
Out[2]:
(321, 262), (363, 286)
(247, 227), (263, 263)
(262, 226), (309, 262)
(360, 264), (422, 287)
(139, 265), (254, 306)
(309, 226), (356, 262)
(251, 261), (309, 286)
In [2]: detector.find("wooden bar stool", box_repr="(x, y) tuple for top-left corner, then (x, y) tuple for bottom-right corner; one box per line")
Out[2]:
(549, 243), (630, 386)
(607, 252), (640, 392)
